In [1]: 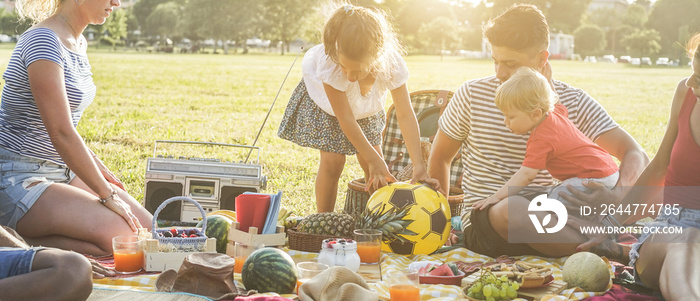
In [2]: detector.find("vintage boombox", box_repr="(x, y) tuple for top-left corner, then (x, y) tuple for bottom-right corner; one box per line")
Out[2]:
(143, 140), (267, 223)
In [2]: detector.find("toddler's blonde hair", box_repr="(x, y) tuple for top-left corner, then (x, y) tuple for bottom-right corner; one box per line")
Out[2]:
(322, 1), (405, 79)
(495, 67), (556, 114)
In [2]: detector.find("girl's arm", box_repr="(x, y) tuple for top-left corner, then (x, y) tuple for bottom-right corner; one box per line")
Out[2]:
(390, 84), (440, 190)
(473, 166), (540, 210)
(620, 79), (686, 224)
(28, 60), (141, 231)
(323, 83), (396, 191)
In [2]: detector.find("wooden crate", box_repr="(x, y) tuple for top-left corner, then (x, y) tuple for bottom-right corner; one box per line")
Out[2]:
(143, 238), (217, 272)
(226, 222), (286, 255)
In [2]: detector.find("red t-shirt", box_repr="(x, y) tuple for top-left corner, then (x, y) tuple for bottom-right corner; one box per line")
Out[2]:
(522, 103), (619, 181)
(664, 88), (700, 209)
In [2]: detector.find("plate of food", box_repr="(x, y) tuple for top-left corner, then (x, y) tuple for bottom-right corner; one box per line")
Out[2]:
(409, 261), (466, 286)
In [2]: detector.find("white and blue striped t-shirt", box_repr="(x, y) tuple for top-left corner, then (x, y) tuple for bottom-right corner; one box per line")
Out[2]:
(438, 75), (618, 228)
(0, 27), (96, 165)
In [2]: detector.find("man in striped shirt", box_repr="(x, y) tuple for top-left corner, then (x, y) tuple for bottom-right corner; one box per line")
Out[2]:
(429, 4), (649, 260)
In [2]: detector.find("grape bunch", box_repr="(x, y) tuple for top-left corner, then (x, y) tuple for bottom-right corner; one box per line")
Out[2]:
(466, 270), (519, 301)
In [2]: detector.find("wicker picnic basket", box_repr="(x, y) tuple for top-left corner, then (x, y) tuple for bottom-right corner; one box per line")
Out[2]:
(151, 196), (208, 252)
(287, 228), (337, 253)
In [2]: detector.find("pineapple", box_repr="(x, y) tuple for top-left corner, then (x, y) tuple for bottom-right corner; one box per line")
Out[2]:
(296, 204), (416, 243)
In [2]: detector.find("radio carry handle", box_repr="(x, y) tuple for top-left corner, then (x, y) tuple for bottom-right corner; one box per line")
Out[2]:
(153, 140), (261, 164)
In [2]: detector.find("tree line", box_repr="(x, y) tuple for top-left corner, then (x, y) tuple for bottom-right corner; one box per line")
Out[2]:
(0, 0), (698, 60)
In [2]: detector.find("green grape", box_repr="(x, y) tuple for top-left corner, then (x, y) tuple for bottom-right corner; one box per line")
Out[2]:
(483, 284), (492, 297)
(499, 275), (508, 282)
(500, 287), (507, 298)
(512, 281), (520, 290)
(467, 291), (476, 299)
(507, 286), (517, 298)
(486, 297), (495, 301)
(495, 280), (501, 287)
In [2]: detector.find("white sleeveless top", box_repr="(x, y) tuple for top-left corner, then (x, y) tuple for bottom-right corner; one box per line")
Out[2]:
(301, 44), (409, 119)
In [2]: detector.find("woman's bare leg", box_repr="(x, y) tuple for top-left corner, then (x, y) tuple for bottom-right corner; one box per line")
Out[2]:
(637, 228), (700, 301)
(15, 183), (140, 255)
(0, 249), (92, 301)
(69, 176), (152, 230)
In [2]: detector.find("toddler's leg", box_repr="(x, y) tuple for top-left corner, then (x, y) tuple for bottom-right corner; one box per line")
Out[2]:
(316, 150), (346, 212)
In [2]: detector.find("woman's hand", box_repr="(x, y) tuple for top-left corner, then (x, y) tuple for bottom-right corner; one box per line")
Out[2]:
(365, 157), (397, 193)
(93, 155), (125, 191)
(102, 195), (142, 232)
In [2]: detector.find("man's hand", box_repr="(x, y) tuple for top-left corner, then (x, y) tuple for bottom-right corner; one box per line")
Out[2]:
(566, 215), (609, 252)
(473, 195), (500, 210)
(88, 258), (116, 279)
(559, 181), (621, 209)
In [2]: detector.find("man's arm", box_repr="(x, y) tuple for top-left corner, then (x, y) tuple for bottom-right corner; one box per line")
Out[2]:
(428, 129), (462, 196)
(561, 126), (649, 206)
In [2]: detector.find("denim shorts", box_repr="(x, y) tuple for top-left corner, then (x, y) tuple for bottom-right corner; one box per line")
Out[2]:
(0, 147), (75, 228)
(629, 207), (700, 284)
(0, 247), (42, 279)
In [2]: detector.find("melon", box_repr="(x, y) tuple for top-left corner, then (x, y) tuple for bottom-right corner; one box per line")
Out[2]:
(197, 214), (233, 253)
(241, 248), (297, 294)
(563, 252), (610, 292)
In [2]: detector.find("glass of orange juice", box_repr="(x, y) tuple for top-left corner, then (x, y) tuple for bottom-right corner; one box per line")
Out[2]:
(112, 235), (144, 274)
(387, 268), (420, 301)
(233, 242), (263, 274)
(354, 229), (382, 264)
(296, 261), (328, 294)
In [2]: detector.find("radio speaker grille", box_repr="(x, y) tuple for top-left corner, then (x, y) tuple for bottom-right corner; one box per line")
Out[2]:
(145, 181), (184, 221)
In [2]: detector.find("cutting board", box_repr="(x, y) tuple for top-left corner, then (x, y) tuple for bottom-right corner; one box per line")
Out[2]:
(517, 280), (567, 300)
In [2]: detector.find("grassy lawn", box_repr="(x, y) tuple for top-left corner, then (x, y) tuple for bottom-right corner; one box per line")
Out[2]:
(0, 48), (691, 217)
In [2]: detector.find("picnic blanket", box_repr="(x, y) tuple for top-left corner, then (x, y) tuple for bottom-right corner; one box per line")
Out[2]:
(93, 247), (617, 300)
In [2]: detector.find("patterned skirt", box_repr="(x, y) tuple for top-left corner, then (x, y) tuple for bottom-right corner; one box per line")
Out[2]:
(278, 80), (385, 155)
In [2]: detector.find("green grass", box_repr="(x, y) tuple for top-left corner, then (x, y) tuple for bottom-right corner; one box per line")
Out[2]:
(0, 48), (691, 217)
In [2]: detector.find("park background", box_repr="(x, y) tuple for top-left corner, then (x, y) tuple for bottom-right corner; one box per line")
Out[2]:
(0, 0), (699, 216)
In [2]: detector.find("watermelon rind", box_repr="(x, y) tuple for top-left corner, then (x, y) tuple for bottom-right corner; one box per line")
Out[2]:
(196, 214), (233, 253)
(241, 248), (298, 294)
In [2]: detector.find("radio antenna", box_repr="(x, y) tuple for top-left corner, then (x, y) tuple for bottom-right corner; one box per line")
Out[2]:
(244, 47), (303, 163)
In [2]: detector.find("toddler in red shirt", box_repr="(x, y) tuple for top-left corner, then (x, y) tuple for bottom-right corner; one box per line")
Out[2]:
(473, 67), (619, 210)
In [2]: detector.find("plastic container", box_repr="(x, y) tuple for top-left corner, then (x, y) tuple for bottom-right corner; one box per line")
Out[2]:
(317, 238), (361, 272)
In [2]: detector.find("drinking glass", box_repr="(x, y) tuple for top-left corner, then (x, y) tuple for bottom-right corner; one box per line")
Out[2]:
(353, 229), (382, 264)
(112, 235), (144, 274)
(296, 261), (329, 294)
(387, 268), (420, 301)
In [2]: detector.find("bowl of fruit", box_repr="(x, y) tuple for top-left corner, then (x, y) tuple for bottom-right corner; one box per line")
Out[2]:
(409, 261), (465, 286)
(463, 270), (520, 301)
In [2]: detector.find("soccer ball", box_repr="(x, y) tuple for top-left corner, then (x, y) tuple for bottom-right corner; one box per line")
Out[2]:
(366, 182), (451, 255)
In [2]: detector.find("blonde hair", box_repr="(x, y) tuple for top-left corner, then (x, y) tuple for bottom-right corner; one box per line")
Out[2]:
(322, 1), (405, 79)
(15, 0), (62, 24)
(687, 32), (700, 60)
(495, 67), (557, 114)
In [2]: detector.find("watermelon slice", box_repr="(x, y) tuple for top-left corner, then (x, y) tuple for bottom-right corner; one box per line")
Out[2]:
(427, 264), (454, 276)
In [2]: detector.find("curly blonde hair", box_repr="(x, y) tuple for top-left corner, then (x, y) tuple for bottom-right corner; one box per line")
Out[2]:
(322, 1), (405, 80)
(495, 67), (557, 114)
(15, 0), (62, 24)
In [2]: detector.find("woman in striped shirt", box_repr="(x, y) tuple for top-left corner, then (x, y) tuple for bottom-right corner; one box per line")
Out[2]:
(0, 0), (152, 256)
